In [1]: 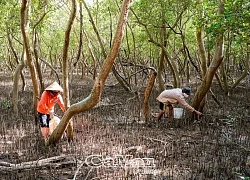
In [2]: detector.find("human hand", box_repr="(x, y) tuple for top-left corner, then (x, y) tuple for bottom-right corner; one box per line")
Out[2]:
(49, 111), (54, 119)
(194, 110), (202, 116)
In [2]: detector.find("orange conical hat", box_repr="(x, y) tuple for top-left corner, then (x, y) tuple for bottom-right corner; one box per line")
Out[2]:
(45, 82), (63, 92)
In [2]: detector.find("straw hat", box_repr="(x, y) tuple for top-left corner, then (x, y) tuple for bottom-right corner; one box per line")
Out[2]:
(45, 82), (63, 92)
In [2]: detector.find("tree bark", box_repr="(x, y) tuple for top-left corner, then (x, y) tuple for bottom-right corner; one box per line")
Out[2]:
(62, 0), (76, 141)
(143, 68), (157, 122)
(12, 59), (25, 117)
(0, 155), (77, 171)
(20, 0), (40, 120)
(83, 0), (131, 91)
(196, 31), (207, 78)
(157, 19), (166, 92)
(82, 28), (97, 80)
(33, 31), (44, 92)
(72, 2), (83, 71)
(7, 24), (26, 117)
(193, 0), (224, 113)
(220, 60), (229, 94)
(32, 11), (48, 92)
(46, 0), (132, 146)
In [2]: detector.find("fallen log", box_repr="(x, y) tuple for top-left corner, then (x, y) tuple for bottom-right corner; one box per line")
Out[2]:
(0, 155), (82, 171)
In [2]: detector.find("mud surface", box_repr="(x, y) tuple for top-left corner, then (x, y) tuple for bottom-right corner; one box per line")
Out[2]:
(0, 73), (250, 179)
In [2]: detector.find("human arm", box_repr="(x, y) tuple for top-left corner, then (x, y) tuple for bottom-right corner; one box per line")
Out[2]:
(177, 96), (202, 115)
(57, 94), (66, 112)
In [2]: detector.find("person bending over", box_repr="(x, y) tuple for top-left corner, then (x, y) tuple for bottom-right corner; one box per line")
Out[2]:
(37, 82), (65, 140)
(156, 87), (202, 121)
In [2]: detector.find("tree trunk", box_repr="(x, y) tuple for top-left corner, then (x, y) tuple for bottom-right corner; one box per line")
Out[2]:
(126, 23), (136, 84)
(196, 31), (207, 78)
(193, 14), (224, 114)
(193, 42), (224, 112)
(70, 2), (84, 84)
(143, 69), (157, 122)
(82, 28), (97, 80)
(192, 0), (224, 116)
(215, 72), (223, 90)
(39, 58), (61, 84)
(12, 59), (25, 117)
(32, 11), (48, 92)
(6, 23), (26, 117)
(230, 51), (250, 93)
(62, 0), (76, 141)
(20, 0), (40, 120)
(46, 0), (132, 146)
(73, 2), (83, 71)
(157, 19), (167, 92)
(157, 51), (165, 91)
(33, 31), (44, 92)
(83, 0), (131, 91)
(220, 60), (229, 95)
(131, 8), (180, 88)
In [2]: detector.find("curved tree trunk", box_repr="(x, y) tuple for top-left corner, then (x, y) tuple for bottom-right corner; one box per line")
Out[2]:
(20, 0), (40, 120)
(193, 41), (224, 112)
(46, 0), (132, 146)
(6, 23), (26, 117)
(193, 1), (224, 114)
(62, 0), (76, 141)
(83, 0), (131, 92)
(230, 51), (250, 93)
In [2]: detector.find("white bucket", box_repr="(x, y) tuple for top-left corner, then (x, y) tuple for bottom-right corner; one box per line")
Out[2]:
(174, 108), (184, 119)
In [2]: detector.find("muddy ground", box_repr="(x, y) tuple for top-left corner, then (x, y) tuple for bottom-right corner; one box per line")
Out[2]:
(0, 72), (250, 180)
